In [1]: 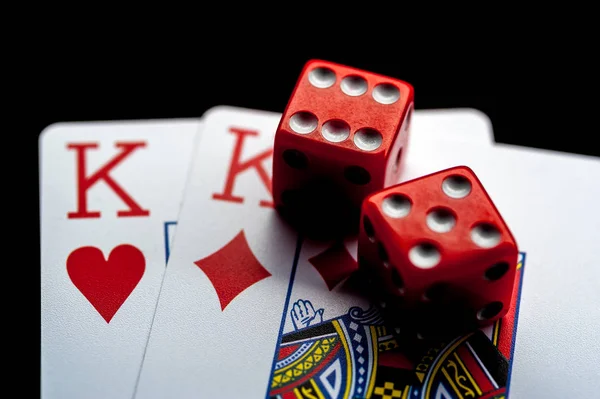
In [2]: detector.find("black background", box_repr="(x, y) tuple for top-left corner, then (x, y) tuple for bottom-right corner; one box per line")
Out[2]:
(32, 44), (596, 158)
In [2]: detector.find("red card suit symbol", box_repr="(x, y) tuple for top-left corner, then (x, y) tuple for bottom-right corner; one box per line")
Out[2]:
(194, 230), (271, 311)
(67, 244), (145, 323)
(308, 242), (357, 291)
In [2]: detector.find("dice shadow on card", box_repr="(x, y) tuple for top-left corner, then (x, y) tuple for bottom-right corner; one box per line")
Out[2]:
(349, 258), (484, 360)
(347, 265), (512, 388)
(275, 178), (491, 362)
(275, 178), (360, 241)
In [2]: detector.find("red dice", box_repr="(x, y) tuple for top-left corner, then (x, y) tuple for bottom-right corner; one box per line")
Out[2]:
(357, 166), (518, 336)
(273, 59), (414, 238)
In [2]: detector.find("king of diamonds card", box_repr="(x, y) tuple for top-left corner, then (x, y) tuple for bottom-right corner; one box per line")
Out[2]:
(134, 107), (526, 399)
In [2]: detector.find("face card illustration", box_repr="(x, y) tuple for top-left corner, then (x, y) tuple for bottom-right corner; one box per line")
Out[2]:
(39, 120), (199, 399)
(266, 236), (525, 399)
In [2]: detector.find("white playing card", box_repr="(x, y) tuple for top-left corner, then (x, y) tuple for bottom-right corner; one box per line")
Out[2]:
(412, 108), (494, 147)
(397, 140), (600, 398)
(250, 131), (600, 398)
(134, 106), (497, 398)
(39, 119), (200, 399)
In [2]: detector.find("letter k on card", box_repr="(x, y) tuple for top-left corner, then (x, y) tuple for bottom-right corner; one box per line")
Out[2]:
(135, 107), (300, 398)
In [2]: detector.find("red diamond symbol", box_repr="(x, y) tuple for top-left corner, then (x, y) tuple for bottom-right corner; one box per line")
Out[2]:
(194, 230), (271, 311)
(308, 242), (358, 291)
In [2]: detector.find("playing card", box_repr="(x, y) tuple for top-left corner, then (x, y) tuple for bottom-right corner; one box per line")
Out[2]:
(412, 108), (494, 147)
(134, 106), (498, 398)
(264, 139), (599, 398)
(397, 140), (600, 398)
(39, 119), (200, 399)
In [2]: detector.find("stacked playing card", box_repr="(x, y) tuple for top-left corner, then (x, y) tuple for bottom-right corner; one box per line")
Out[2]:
(40, 61), (600, 399)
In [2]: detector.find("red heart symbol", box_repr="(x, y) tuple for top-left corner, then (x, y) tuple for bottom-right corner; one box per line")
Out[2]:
(67, 244), (145, 323)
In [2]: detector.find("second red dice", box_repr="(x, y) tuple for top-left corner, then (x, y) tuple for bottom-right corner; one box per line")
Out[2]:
(273, 60), (414, 237)
(358, 166), (519, 334)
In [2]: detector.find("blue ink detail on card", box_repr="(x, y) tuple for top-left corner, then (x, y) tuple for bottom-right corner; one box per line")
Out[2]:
(505, 251), (526, 398)
(264, 234), (303, 399)
(290, 299), (325, 331)
(163, 221), (177, 264)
